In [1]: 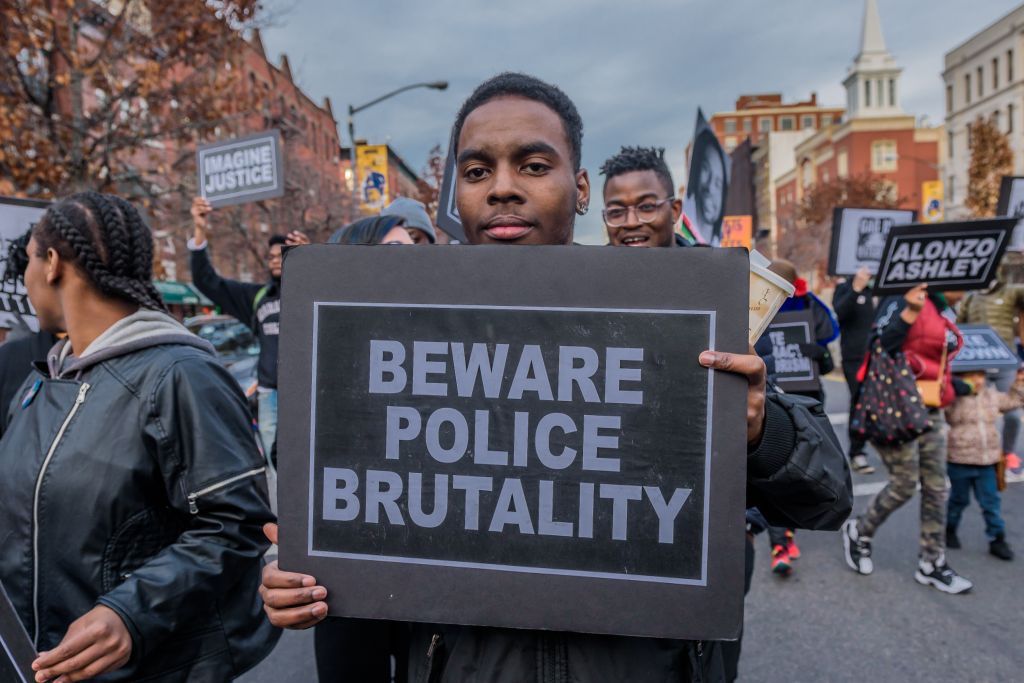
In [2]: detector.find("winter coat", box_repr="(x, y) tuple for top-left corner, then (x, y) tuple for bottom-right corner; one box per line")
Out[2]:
(946, 383), (1024, 465)
(406, 392), (852, 683)
(957, 285), (1024, 348)
(876, 295), (963, 408)
(0, 315), (279, 681)
(832, 279), (875, 366)
(190, 242), (281, 389)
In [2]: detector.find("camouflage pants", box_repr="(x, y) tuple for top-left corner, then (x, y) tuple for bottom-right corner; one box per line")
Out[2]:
(857, 409), (948, 562)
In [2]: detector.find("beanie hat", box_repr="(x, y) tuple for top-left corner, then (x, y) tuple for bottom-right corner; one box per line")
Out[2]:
(381, 197), (436, 243)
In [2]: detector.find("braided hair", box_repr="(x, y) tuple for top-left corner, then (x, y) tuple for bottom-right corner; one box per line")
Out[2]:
(32, 192), (166, 311)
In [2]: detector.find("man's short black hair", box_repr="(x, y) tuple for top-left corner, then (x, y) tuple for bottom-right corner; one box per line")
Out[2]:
(599, 146), (674, 196)
(268, 234), (287, 248)
(451, 72), (584, 170)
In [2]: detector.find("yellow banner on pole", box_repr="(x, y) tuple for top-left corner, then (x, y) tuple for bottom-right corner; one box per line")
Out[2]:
(921, 181), (944, 223)
(720, 215), (753, 249)
(356, 144), (390, 212)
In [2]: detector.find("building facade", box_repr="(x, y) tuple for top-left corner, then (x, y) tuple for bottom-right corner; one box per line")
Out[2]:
(943, 4), (1024, 218)
(707, 93), (845, 152)
(774, 0), (942, 244)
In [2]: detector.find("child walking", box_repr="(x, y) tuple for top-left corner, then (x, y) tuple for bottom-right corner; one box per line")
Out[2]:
(945, 369), (1019, 561)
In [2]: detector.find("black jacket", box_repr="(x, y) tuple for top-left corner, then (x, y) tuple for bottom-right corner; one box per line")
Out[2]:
(0, 331), (279, 681)
(407, 392), (852, 683)
(0, 330), (57, 436)
(190, 244), (280, 388)
(832, 280), (875, 367)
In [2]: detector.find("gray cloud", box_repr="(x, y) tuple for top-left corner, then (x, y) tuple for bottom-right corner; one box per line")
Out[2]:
(262, 0), (1018, 242)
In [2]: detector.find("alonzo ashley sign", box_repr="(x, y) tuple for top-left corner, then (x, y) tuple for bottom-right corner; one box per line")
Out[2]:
(196, 130), (285, 208)
(277, 245), (749, 640)
(873, 218), (1017, 295)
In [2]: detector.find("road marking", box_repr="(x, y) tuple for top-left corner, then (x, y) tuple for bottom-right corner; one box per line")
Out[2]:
(853, 481), (887, 497)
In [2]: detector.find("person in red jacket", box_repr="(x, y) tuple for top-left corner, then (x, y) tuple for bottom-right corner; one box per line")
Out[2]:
(842, 284), (973, 594)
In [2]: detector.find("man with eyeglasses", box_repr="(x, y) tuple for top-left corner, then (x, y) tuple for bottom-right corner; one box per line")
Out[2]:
(600, 146), (687, 248)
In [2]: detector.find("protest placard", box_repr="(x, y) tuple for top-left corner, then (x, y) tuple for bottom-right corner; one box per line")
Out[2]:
(764, 310), (820, 393)
(872, 218), (1017, 295)
(0, 582), (34, 683)
(827, 207), (916, 276)
(277, 244), (749, 640)
(196, 130), (284, 208)
(436, 139), (465, 242)
(952, 324), (1019, 373)
(0, 197), (48, 333)
(996, 176), (1024, 251)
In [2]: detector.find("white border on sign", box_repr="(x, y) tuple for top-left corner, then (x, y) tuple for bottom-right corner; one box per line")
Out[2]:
(0, 634), (28, 683)
(197, 135), (281, 202)
(877, 229), (1008, 289)
(766, 321), (815, 381)
(307, 301), (717, 587)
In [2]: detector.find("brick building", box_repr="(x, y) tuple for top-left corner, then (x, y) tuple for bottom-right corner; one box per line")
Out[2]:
(774, 0), (943, 252)
(707, 93), (845, 153)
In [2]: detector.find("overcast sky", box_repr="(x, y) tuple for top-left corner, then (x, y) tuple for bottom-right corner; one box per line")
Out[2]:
(261, 0), (1020, 242)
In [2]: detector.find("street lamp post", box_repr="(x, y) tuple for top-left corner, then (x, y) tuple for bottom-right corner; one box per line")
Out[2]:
(347, 80), (448, 220)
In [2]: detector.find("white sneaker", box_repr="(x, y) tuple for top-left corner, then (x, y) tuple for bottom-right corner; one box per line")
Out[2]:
(914, 555), (973, 594)
(841, 519), (874, 575)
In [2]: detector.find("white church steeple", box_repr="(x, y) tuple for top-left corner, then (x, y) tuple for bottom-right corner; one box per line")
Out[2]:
(843, 0), (904, 118)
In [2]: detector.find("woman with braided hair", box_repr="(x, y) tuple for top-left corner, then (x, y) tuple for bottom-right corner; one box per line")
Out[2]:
(0, 192), (279, 681)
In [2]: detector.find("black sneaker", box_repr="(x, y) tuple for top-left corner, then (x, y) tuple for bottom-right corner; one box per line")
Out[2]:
(841, 519), (873, 575)
(914, 556), (973, 594)
(946, 526), (961, 549)
(990, 535), (1014, 561)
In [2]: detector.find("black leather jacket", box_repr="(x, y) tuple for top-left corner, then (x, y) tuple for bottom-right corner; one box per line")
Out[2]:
(408, 392), (852, 683)
(0, 334), (279, 681)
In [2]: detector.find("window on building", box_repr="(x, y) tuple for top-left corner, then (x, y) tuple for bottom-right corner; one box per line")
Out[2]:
(978, 66), (984, 97)
(802, 115), (815, 129)
(834, 114), (843, 124)
(759, 117), (772, 133)
(1010, 49), (1015, 82)
(877, 79), (884, 107)
(948, 130), (954, 158)
(801, 160), (814, 187)
(822, 114), (833, 126)
(871, 140), (898, 172)
(838, 150), (849, 178)
(780, 116), (794, 131)
(865, 80), (872, 107)
(1010, 103), (1015, 133)
(967, 122), (973, 149)
(946, 84), (953, 112)
(965, 74), (972, 104)
(743, 118), (753, 133)
(993, 57), (1000, 89)
(724, 119), (737, 134)
(889, 79), (896, 107)
(994, 110), (1002, 133)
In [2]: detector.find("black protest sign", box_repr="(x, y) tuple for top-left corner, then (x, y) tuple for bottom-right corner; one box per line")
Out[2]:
(873, 219), (1016, 295)
(952, 324), (1019, 373)
(0, 196), (49, 332)
(435, 138), (465, 242)
(196, 130), (285, 208)
(827, 207), (916, 276)
(765, 310), (820, 393)
(0, 582), (35, 683)
(278, 245), (748, 640)
(996, 176), (1024, 251)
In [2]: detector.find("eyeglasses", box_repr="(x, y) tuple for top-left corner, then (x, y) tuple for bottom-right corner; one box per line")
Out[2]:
(602, 197), (675, 227)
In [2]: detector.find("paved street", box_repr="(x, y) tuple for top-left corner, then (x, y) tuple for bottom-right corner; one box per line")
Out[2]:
(241, 378), (1024, 682)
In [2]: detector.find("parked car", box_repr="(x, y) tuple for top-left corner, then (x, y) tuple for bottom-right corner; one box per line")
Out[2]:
(185, 314), (260, 402)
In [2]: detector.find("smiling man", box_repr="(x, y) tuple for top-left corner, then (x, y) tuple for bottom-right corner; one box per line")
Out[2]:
(259, 73), (851, 683)
(600, 146), (684, 248)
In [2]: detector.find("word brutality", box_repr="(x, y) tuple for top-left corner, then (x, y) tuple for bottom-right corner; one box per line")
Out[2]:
(321, 340), (693, 543)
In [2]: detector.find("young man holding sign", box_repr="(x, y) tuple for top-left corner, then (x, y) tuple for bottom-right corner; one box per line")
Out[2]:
(261, 73), (851, 681)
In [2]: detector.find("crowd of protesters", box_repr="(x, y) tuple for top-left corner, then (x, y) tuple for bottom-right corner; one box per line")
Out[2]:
(0, 70), (1017, 683)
